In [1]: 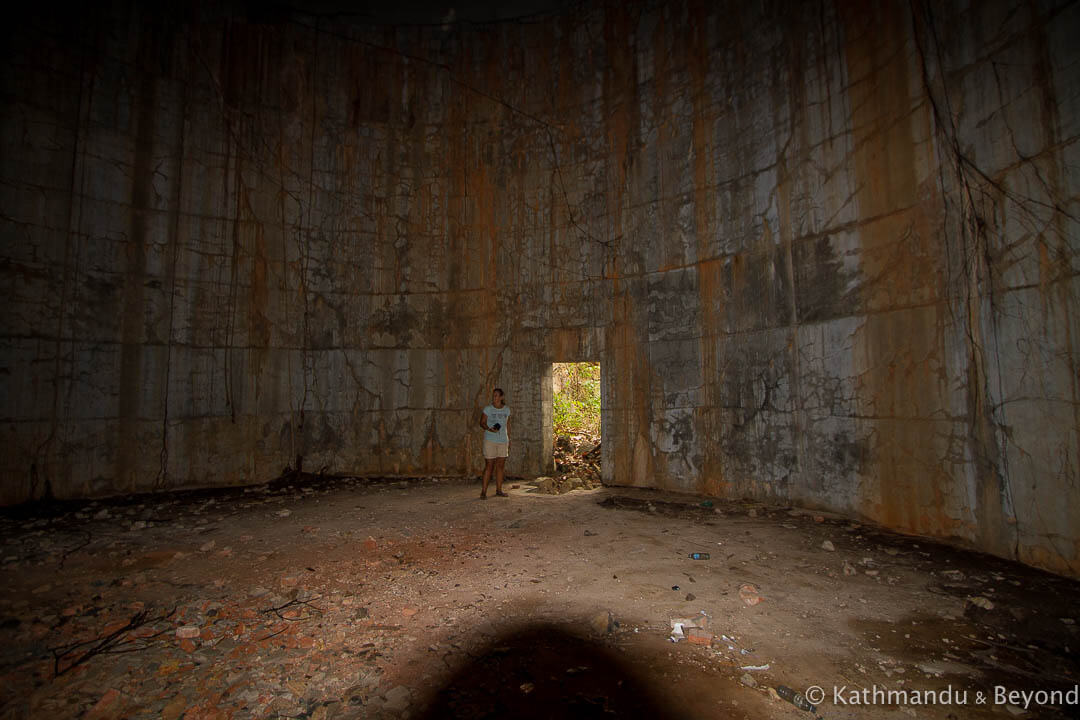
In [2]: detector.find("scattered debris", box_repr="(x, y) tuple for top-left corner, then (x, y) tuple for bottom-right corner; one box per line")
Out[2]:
(739, 583), (764, 607)
(51, 608), (176, 677)
(740, 672), (758, 688)
(5, 476), (1078, 719)
(669, 612), (711, 643)
(671, 612), (711, 630)
(687, 627), (713, 646)
(821, 540), (835, 552)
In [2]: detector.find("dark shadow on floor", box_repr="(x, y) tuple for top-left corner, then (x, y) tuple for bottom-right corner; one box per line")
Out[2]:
(414, 623), (688, 719)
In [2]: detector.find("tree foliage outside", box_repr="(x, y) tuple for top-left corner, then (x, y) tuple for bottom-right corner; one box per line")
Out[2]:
(552, 362), (601, 438)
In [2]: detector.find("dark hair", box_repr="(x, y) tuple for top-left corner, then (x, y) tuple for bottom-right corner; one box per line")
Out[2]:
(493, 387), (504, 397)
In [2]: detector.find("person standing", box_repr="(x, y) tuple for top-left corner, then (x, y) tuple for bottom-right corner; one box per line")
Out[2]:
(480, 388), (511, 498)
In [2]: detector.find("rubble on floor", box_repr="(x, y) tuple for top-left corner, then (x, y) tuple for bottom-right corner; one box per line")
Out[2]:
(1, 477), (1078, 719)
(528, 434), (602, 495)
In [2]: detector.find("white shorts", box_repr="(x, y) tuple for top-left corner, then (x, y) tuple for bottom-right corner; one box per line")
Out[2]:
(483, 439), (508, 459)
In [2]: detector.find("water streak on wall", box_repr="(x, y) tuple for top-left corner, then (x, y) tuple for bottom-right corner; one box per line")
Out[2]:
(1, 0), (1077, 576)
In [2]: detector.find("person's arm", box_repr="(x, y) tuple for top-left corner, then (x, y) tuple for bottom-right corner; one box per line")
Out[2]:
(481, 412), (490, 432)
(505, 415), (510, 444)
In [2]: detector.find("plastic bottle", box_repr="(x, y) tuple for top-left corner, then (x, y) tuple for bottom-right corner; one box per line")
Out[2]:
(688, 552), (710, 560)
(775, 685), (815, 713)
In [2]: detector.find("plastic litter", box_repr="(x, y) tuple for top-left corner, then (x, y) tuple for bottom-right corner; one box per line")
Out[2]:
(776, 685), (816, 713)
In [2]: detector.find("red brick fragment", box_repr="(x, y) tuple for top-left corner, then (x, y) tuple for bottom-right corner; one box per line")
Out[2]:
(687, 627), (713, 646)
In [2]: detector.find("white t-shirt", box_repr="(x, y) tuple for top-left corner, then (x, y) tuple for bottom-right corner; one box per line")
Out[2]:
(483, 404), (510, 443)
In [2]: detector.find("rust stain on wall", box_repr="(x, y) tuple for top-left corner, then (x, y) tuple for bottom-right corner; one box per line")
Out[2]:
(697, 258), (727, 496)
(841, 0), (960, 539)
(3, 0), (1077, 578)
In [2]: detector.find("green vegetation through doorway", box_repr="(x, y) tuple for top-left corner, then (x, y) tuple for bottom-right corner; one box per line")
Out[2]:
(552, 361), (601, 444)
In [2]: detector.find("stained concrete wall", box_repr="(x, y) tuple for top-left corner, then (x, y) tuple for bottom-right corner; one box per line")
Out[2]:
(1, 0), (1077, 576)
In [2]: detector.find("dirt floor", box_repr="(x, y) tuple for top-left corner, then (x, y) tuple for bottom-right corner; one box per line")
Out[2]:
(1, 476), (1078, 719)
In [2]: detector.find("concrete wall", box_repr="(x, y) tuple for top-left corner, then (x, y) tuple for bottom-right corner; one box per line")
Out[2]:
(2, 0), (1077, 576)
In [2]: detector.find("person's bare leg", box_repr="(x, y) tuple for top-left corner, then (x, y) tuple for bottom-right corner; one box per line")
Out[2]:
(495, 457), (507, 496)
(481, 459), (494, 498)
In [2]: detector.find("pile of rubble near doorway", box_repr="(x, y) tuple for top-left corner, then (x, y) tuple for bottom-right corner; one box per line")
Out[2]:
(528, 433), (601, 495)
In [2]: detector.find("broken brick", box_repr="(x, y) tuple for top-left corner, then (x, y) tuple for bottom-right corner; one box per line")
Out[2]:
(739, 583), (764, 607)
(687, 627), (713, 646)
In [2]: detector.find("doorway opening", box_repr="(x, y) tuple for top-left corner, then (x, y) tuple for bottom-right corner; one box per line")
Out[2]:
(549, 361), (601, 483)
